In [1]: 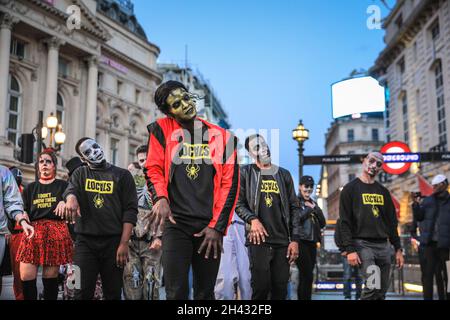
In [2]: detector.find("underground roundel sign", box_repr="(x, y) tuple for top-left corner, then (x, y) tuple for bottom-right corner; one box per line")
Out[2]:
(380, 141), (411, 175)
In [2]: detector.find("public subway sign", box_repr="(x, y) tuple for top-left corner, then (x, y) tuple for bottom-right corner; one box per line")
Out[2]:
(380, 141), (413, 175)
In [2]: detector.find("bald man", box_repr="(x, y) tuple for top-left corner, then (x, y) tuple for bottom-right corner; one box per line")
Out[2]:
(338, 152), (404, 300)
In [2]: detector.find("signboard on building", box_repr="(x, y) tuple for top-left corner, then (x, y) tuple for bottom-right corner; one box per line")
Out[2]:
(380, 141), (412, 175)
(331, 76), (386, 119)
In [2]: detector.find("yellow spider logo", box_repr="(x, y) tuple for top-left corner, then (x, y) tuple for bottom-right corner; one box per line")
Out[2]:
(372, 206), (380, 218)
(93, 194), (105, 209)
(186, 163), (200, 180)
(265, 194), (273, 208)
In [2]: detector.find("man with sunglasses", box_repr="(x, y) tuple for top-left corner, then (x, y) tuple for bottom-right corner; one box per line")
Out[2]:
(296, 175), (325, 300)
(144, 81), (239, 300)
(339, 152), (403, 300)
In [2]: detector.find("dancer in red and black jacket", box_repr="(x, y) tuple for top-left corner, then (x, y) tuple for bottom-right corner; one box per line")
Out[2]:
(145, 80), (240, 300)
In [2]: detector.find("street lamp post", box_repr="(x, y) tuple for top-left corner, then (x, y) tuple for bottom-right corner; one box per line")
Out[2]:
(43, 112), (66, 151)
(292, 119), (309, 184)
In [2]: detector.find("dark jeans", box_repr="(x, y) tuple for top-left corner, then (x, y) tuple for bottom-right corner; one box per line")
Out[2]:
(296, 240), (316, 300)
(249, 244), (290, 300)
(342, 255), (363, 299)
(422, 242), (449, 300)
(162, 224), (221, 300)
(355, 239), (392, 300)
(74, 234), (123, 300)
(418, 245), (445, 300)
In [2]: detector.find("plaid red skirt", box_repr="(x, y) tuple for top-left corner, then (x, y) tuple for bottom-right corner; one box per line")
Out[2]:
(17, 219), (73, 266)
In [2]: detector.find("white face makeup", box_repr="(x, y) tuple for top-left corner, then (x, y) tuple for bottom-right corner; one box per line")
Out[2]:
(79, 139), (105, 165)
(363, 152), (384, 178)
(248, 136), (272, 165)
(137, 152), (147, 170)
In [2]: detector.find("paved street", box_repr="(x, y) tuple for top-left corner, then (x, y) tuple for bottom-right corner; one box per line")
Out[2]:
(1, 274), (423, 301)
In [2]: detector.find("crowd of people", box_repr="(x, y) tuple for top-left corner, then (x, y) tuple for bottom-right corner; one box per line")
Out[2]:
(0, 80), (448, 300)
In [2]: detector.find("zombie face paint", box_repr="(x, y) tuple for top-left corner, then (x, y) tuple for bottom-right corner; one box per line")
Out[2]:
(248, 136), (271, 165)
(79, 139), (105, 166)
(38, 153), (56, 180)
(363, 152), (384, 178)
(137, 152), (147, 170)
(166, 88), (197, 123)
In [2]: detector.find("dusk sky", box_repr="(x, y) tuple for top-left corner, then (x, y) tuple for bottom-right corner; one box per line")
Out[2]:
(134, 0), (395, 187)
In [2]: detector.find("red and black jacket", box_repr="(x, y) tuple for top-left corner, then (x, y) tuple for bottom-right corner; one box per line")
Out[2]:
(144, 117), (240, 234)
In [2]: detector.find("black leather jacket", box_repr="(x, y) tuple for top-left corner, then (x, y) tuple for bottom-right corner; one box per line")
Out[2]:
(235, 164), (301, 242)
(413, 192), (450, 248)
(298, 195), (326, 242)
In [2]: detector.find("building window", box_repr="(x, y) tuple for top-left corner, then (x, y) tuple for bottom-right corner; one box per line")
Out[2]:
(347, 129), (354, 143)
(112, 115), (120, 128)
(129, 144), (137, 164)
(397, 57), (405, 86)
(117, 80), (123, 95)
(7, 75), (21, 145)
(395, 14), (403, 29)
(135, 89), (140, 105)
(413, 41), (418, 62)
(385, 82), (390, 130)
(110, 138), (119, 165)
(98, 72), (103, 88)
(402, 93), (409, 144)
(372, 128), (379, 141)
(58, 58), (70, 78)
(56, 93), (64, 126)
(431, 21), (440, 41)
(130, 121), (138, 135)
(435, 60), (446, 148)
(10, 38), (26, 59)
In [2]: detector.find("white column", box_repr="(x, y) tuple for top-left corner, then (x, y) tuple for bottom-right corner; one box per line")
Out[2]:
(85, 56), (98, 138)
(43, 37), (64, 119)
(0, 13), (18, 141)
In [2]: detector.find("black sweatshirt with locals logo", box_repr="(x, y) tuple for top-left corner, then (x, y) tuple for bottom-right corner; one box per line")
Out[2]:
(168, 123), (216, 234)
(339, 178), (401, 253)
(63, 164), (138, 236)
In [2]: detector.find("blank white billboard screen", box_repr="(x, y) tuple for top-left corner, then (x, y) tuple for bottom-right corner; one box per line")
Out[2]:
(331, 76), (386, 119)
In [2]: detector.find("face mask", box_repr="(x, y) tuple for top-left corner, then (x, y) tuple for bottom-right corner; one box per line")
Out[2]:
(166, 88), (197, 123)
(79, 139), (105, 167)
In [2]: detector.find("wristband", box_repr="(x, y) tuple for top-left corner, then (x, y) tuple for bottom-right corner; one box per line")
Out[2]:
(18, 218), (29, 227)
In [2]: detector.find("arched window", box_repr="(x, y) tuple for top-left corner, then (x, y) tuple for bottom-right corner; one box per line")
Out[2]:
(7, 75), (21, 145)
(57, 92), (64, 126)
(130, 120), (138, 135)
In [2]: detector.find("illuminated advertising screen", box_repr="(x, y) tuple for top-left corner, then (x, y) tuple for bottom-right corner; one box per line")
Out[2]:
(331, 76), (386, 119)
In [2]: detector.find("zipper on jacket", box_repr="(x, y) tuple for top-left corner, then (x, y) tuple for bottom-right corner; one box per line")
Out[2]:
(169, 136), (183, 183)
(278, 175), (292, 242)
(254, 170), (261, 215)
